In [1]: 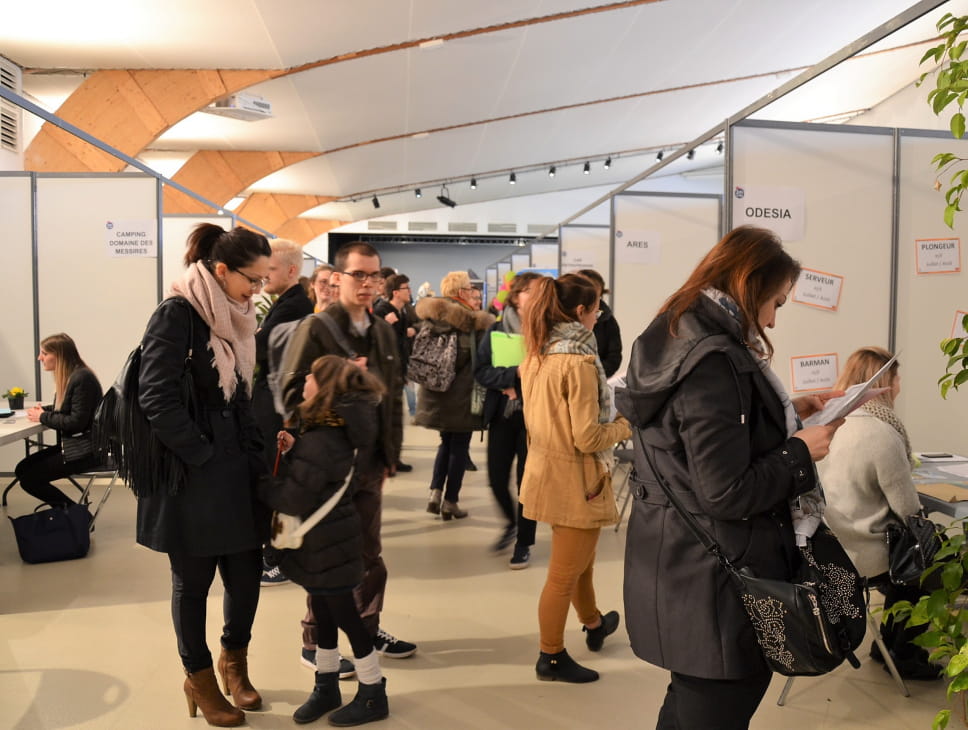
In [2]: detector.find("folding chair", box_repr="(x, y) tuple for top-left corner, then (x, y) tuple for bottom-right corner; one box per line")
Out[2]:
(74, 468), (119, 532)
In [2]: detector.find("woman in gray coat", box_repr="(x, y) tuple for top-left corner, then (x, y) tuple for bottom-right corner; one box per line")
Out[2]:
(137, 223), (270, 728)
(617, 226), (842, 730)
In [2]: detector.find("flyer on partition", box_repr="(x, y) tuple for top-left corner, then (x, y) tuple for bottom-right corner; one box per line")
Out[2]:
(802, 353), (898, 426)
(790, 353), (838, 393)
(915, 237), (961, 274)
(791, 267), (844, 311)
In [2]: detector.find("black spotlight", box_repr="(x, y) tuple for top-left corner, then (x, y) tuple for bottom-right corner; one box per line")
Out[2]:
(656, 150), (664, 161)
(716, 141), (724, 154)
(437, 185), (457, 208)
(686, 149), (695, 160)
(604, 156), (611, 169)
(583, 161), (590, 174)
(415, 188), (422, 198)
(509, 172), (516, 184)
(372, 195), (380, 209)
(549, 165), (556, 177)
(470, 177), (477, 189)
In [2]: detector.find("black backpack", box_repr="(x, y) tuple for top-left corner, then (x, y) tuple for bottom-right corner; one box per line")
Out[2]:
(93, 297), (196, 497)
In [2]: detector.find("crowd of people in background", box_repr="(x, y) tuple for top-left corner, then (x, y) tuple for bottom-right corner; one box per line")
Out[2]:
(14, 222), (938, 730)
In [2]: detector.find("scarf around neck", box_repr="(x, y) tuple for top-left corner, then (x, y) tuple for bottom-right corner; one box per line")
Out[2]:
(544, 321), (610, 424)
(701, 287), (825, 545)
(863, 400), (915, 467)
(170, 261), (256, 402)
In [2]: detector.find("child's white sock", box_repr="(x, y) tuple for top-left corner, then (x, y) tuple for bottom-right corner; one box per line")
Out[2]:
(354, 649), (383, 685)
(315, 647), (340, 674)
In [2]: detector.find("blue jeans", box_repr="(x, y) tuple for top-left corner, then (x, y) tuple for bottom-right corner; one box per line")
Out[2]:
(404, 383), (417, 417)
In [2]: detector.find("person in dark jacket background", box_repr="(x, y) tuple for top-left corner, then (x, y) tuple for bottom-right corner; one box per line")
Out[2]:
(137, 223), (271, 728)
(415, 271), (495, 520)
(261, 355), (391, 726)
(18, 333), (103, 507)
(576, 269), (622, 378)
(253, 238), (314, 587)
(474, 272), (544, 567)
(616, 226), (844, 730)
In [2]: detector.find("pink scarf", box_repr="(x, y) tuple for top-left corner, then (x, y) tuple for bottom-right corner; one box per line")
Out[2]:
(170, 261), (256, 402)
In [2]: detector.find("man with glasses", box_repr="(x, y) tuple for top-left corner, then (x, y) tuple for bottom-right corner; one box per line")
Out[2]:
(253, 239), (314, 587)
(280, 241), (417, 682)
(374, 273), (418, 471)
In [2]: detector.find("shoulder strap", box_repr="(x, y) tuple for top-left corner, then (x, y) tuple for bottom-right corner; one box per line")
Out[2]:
(316, 311), (358, 360)
(292, 465), (354, 538)
(634, 430), (734, 571)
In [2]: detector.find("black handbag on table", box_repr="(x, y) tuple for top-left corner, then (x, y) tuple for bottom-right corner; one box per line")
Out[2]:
(9, 503), (92, 563)
(637, 434), (863, 677)
(885, 513), (943, 586)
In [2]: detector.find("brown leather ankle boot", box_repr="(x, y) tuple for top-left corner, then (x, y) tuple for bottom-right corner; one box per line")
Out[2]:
(183, 666), (245, 727)
(217, 647), (262, 710)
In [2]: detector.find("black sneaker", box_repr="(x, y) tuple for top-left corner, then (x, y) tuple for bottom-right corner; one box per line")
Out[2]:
(373, 628), (417, 658)
(395, 461), (413, 472)
(492, 524), (517, 553)
(300, 648), (356, 679)
(509, 545), (530, 570)
(261, 564), (290, 586)
(583, 610), (620, 652)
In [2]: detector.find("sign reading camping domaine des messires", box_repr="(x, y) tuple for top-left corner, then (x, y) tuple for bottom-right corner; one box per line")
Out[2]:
(732, 185), (804, 242)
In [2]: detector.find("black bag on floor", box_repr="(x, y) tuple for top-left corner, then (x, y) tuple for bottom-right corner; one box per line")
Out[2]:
(9, 503), (92, 563)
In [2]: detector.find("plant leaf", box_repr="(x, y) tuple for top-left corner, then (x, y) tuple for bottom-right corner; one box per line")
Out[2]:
(952, 112), (966, 139)
(955, 369), (968, 387)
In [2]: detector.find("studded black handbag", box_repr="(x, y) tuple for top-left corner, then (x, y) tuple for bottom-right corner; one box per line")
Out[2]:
(886, 513), (943, 586)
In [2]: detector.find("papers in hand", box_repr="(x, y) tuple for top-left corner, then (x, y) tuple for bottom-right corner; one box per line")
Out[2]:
(802, 352), (898, 426)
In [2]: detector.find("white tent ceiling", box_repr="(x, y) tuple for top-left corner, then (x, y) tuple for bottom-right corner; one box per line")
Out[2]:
(3, 0), (965, 230)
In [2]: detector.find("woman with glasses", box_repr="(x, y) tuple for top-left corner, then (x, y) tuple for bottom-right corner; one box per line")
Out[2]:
(415, 271), (494, 520)
(136, 222), (271, 727)
(309, 263), (336, 313)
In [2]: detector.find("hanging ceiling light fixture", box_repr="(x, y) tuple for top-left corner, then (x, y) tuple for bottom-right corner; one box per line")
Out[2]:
(583, 161), (590, 174)
(604, 157), (612, 170)
(549, 166), (556, 177)
(372, 195), (380, 209)
(656, 150), (664, 161)
(470, 177), (477, 189)
(686, 149), (695, 160)
(437, 185), (457, 208)
(415, 188), (422, 198)
(716, 141), (724, 154)
(509, 172), (516, 184)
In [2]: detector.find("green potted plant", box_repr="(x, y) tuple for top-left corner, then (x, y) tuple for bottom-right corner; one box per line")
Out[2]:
(2, 387), (29, 410)
(940, 313), (968, 399)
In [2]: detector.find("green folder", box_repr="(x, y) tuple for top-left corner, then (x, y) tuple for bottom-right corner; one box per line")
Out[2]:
(490, 331), (526, 367)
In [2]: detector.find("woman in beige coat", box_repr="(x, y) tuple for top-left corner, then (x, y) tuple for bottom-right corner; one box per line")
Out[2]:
(519, 274), (631, 684)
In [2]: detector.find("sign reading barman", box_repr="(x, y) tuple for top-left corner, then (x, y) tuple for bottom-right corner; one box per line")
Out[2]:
(106, 219), (157, 258)
(732, 185), (805, 242)
(790, 353), (838, 393)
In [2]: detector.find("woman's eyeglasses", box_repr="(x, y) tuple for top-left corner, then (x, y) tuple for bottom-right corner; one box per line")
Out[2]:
(231, 269), (268, 290)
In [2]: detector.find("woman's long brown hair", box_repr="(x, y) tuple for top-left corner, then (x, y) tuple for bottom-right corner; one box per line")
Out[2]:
(40, 333), (88, 409)
(659, 225), (800, 358)
(299, 355), (385, 426)
(522, 274), (598, 359)
(835, 346), (898, 405)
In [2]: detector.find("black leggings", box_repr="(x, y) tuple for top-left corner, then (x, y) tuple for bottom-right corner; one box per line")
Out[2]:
(15, 445), (100, 507)
(168, 548), (262, 673)
(656, 668), (773, 730)
(310, 591), (375, 659)
(429, 431), (473, 503)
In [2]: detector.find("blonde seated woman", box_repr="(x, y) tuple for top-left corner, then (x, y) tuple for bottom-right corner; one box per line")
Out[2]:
(820, 346), (940, 681)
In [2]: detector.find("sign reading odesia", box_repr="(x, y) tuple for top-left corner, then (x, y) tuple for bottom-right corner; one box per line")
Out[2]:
(732, 185), (805, 242)
(106, 219), (157, 258)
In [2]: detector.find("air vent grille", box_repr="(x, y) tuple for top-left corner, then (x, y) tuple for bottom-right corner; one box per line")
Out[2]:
(527, 224), (556, 235)
(488, 223), (517, 234)
(0, 58), (22, 154)
(408, 221), (437, 232)
(448, 222), (477, 233)
(367, 220), (397, 231)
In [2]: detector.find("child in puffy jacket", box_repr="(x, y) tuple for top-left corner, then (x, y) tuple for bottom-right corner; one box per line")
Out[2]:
(259, 355), (389, 726)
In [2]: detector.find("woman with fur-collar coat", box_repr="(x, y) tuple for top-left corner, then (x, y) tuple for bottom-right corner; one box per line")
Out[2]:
(414, 272), (494, 520)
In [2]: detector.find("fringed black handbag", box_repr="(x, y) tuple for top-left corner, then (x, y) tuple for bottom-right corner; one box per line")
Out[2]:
(93, 298), (196, 497)
(886, 513), (943, 586)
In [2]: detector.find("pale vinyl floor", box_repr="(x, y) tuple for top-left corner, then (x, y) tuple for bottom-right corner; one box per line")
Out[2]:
(0, 423), (951, 730)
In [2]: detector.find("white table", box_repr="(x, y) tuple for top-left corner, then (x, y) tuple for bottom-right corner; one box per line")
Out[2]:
(0, 412), (48, 506)
(915, 455), (968, 519)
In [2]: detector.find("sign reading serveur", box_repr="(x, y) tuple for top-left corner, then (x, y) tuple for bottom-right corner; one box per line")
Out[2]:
(792, 267), (844, 311)
(106, 219), (157, 258)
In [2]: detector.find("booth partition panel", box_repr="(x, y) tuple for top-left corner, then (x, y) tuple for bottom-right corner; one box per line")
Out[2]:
(895, 131), (968, 453)
(611, 192), (722, 375)
(162, 215), (226, 297)
(559, 224), (611, 288)
(730, 121), (895, 398)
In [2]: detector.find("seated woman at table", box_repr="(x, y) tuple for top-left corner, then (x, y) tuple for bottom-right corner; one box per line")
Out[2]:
(15, 333), (103, 507)
(820, 346), (939, 680)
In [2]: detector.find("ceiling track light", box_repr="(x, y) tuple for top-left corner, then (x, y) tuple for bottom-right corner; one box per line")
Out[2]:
(415, 188), (422, 198)
(716, 141), (724, 154)
(686, 149), (695, 160)
(437, 185), (457, 208)
(372, 195), (380, 209)
(583, 161), (590, 174)
(604, 156), (611, 170)
(509, 172), (516, 184)
(549, 165), (556, 177)
(656, 150), (664, 161)
(470, 177), (477, 189)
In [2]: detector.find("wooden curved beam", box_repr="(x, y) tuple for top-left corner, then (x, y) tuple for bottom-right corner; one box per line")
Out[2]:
(234, 192), (342, 244)
(24, 68), (281, 172)
(162, 150), (319, 214)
